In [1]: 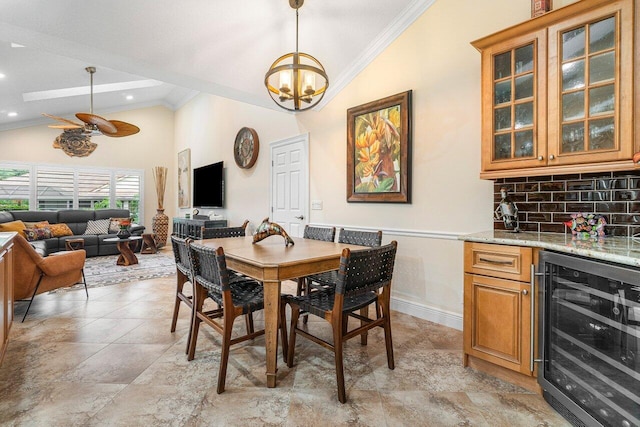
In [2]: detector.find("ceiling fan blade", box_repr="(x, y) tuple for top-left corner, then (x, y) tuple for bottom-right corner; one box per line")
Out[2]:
(103, 120), (140, 138)
(42, 113), (84, 127)
(76, 113), (118, 134)
(48, 124), (83, 129)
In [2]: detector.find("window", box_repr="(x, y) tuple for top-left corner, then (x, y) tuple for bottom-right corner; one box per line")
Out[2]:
(0, 167), (30, 210)
(0, 162), (143, 221)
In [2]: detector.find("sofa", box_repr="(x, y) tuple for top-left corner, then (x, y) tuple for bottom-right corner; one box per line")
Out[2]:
(0, 209), (145, 257)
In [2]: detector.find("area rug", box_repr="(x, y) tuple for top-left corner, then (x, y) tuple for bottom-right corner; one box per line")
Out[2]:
(56, 252), (176, 291)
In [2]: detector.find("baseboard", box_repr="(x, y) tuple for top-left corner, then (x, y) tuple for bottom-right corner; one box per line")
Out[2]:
(391, 297), (463, 331)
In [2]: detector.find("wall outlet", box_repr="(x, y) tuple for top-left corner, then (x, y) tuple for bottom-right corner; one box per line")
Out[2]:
(311, 200), (323, 210)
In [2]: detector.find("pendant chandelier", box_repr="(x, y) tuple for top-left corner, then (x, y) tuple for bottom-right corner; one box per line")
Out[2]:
(265, 0), (328, 112)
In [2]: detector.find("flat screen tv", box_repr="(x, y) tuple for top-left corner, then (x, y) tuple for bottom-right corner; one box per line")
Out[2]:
(192, 161), (224, 208)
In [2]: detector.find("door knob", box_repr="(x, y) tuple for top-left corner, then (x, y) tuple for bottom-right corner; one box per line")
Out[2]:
(295, 215), (304, 220)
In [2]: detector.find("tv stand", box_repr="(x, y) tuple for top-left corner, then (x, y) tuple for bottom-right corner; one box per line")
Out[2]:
(172, 217), (228, 239)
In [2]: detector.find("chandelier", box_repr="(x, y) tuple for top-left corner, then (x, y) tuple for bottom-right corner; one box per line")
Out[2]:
(265, 0), (328, 112)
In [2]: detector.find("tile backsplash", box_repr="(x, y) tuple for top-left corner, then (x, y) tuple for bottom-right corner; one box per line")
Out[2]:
(493, 170), (640, 237)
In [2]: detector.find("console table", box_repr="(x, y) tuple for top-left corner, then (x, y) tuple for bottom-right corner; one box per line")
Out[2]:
(172, 218), (228, 239)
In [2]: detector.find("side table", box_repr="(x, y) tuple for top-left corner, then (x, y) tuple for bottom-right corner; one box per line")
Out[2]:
(65, 238), (85, 251)
(104, 236), (143, 266)
(141, 233), (158, 254)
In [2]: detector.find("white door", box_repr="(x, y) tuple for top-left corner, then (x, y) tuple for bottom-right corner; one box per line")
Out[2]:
(270, 134), (309, 237)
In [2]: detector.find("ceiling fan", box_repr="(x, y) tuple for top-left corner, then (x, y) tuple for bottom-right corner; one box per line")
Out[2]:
(42, 67), (140, 138)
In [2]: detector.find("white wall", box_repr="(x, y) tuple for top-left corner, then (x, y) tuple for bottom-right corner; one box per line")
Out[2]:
(173, 93), (301, 230)
(0, 105), (175, 228)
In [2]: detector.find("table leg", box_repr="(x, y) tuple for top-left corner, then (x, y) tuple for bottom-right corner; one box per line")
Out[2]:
(115, 241), (138, 266)
(263, 279), (281, 388)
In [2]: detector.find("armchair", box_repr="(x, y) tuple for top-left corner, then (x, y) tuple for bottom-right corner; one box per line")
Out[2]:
(13, 234), (87, 321)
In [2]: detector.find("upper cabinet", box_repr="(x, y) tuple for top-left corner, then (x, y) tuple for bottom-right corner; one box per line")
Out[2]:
(472, 0), (639, 179)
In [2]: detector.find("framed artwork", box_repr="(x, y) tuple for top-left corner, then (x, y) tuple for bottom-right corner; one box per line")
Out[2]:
(347, 90), (412, 203)
(178, 148), (191, 208)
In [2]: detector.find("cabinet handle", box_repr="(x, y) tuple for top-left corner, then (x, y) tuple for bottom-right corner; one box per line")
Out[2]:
(478, 257), (512, 265)
(530, 264), (537, 373)
(537, 155), (544, 161)
(549, 154), (555, 160)
(522, 289), (529, 295)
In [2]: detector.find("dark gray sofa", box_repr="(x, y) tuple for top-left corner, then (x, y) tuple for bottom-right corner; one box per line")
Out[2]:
(0, 209), (145, 257)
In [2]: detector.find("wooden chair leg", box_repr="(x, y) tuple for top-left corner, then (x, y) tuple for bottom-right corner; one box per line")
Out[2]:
(381, 294), (395, 370)
(287, 305), (301, 367)
(302, 278), (310, 325)
(279, 300), (288, 360)
(171, 273), (186, 333)
(245, 313), (255, 335)
(171, 295), (181, 333)
(360, 305), (369, 345)
(187, 286), (205, 361)
(217, 315), (235, 394)
(333, 315), (347, 404)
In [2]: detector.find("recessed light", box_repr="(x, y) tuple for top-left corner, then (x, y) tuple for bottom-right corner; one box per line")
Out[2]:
(0, 73), (5, 79)
(126, 95), (134, 101)
(7, 112), (18, 117)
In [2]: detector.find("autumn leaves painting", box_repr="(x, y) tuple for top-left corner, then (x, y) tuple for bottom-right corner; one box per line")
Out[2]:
(347, 90), (411, 203)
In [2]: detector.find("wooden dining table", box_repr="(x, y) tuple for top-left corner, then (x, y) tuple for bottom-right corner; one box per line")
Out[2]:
(196, 235), (361, 388)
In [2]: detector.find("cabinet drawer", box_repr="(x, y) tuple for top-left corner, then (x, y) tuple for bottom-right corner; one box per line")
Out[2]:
(464, 242), (532, 282)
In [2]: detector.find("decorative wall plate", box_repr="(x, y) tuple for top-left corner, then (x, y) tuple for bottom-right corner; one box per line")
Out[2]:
(234, 127), (259, 169)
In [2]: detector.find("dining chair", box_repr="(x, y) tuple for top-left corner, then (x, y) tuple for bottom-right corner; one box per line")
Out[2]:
(187, 241), (288, 393)
(284, 241), (398, 403)
(200, 220), (249, 239)
(170, 235), (194, 354)
(305, 228), (382, 293)
(296, 225), (336, 296)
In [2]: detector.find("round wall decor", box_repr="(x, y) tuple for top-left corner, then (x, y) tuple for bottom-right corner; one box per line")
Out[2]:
(234, 127), (259, 169)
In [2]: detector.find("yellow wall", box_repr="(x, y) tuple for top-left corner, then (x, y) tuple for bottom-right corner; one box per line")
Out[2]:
(173, 93), (301, 229)
(0, 105), (175, 228)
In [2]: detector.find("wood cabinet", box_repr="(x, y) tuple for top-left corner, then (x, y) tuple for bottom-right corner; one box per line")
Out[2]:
(0, 233), (15, 366)
(172, 218), (228, 239)
(472, 0), (640, 179)
(463, 242), (537, 382)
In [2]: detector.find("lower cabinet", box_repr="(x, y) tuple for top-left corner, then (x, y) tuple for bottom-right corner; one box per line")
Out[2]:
(0, 237), (14, 366)
(463, 242), (537, 381)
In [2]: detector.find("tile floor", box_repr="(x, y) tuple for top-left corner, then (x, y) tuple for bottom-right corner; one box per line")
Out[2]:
(0, 252), (570, 426)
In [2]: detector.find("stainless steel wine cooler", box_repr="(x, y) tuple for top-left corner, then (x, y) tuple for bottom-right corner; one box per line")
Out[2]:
(538, 251), (640, 427)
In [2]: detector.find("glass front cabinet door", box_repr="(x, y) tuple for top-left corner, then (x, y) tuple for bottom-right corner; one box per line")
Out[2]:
(473, 0), (637, 178)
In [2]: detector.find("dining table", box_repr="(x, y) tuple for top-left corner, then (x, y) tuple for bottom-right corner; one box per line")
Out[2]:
(196, 235), (362, 388)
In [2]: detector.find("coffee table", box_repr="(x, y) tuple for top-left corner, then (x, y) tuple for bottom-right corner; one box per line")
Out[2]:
(104, 236), (142, 266)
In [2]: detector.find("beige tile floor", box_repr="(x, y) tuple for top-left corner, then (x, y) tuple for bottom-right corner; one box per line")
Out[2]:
(0, 257), (570, 426)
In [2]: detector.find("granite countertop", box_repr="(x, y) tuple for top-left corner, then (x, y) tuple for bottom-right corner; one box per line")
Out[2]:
(0, 232), (17, 250)
(459, 230), (640, 268)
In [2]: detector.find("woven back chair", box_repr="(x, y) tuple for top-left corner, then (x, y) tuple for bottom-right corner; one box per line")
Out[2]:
(296, 225), (336, 297)
(170, 235), (194, 354)
(338, 228), (382, 247)
(284, 241), (398, 403)
(306, 228), (383, 292)
(187, 242), (288, 393)
(200, 220), (249, 239)
(303, 225), (336, 242)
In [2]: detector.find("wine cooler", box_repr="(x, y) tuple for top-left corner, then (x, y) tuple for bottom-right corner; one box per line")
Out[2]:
(538, 251), (640, 427)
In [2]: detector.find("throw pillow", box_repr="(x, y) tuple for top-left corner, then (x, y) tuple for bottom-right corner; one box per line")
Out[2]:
(83, 219), (110, 235)
(109, 218), (130, 234)
(44, 223), (74, 237)
(24, 220), (50, 229)
(0, 220), (28, 236)
(23, 227), (53, 241)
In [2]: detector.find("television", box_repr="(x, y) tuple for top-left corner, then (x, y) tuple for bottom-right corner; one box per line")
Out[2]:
(192, 161), (224, 208)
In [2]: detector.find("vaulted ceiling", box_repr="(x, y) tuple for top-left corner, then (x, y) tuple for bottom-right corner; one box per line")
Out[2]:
(0, 0), (435, 132)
